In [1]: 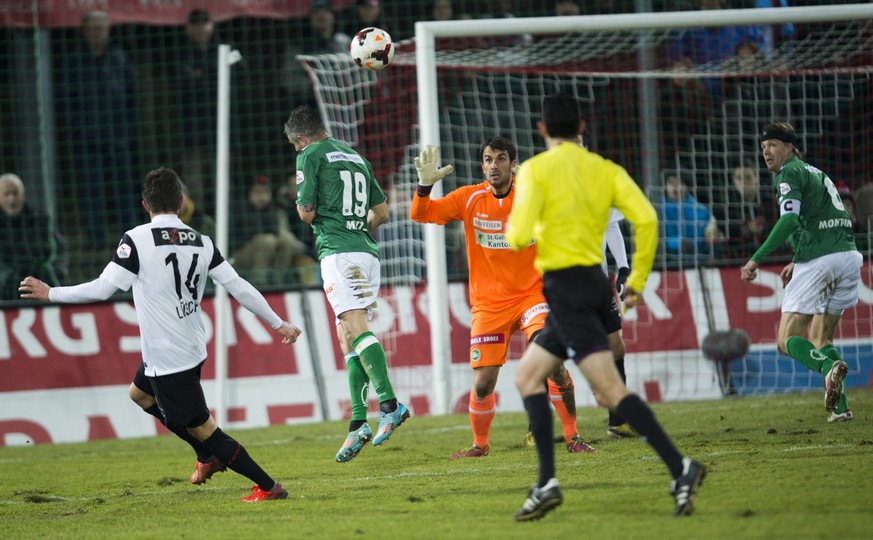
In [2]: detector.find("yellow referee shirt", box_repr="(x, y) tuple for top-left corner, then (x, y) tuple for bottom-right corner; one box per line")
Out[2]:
(505, 142), (657, 294)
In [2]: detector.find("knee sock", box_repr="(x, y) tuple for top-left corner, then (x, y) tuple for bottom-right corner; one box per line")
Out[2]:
(615, 394), (684, 479)
(785, 336), (827, 373)
(345, 352), (370, 431)
(546, 376), (578, 442)
(144, 405), (213, 463)
(819, 344), (850, 413)
(522, 393), (555, 489)
(202, 428), (274, 492)
(608, 357), (628, 426)
(468, 389), (496, 448)
(353, 332), (397, 406)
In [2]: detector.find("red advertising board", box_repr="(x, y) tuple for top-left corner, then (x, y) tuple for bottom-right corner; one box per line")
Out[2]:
(0, 1), (356, 28)
(2, 262), (871, 392)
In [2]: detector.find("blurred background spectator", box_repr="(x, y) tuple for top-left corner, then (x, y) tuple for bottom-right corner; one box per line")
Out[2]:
(281, 0), (350, 110)
(853, 181), (873, 249)
(231, 175), (316, 286)
(55, 10), (140, 248)
(341, 0), (389, 37)
(0, 173), (68, 301)
(714, 158), (778, 260)
(660, 173), (724, 266)
(0, 1), (867, 297)
(482, 0), (533, 48)
(668, 0), (768, 101)
(179, 180), (216, 240)
(553, 0), (581, 16)
(834, 180), (867, 251)
(173, 9), (225, 217)
(659, 57), (715, 165)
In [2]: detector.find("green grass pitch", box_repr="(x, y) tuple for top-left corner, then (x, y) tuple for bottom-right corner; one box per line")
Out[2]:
(1, 389), (871, 539)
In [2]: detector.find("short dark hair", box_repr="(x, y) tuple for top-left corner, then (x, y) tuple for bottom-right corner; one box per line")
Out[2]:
(142, 167), (182, 213)
(479, 136), (517, 163)
(542, 92), (581, 139)
(284, 105), (328, 141)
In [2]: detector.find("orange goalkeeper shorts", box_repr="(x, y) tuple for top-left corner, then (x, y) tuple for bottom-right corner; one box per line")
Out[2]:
(468, 296), (549, 368)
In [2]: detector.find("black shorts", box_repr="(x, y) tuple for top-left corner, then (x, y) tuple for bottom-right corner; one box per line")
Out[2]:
(133, 361), (210, 430)
(535, 265), (613, 362)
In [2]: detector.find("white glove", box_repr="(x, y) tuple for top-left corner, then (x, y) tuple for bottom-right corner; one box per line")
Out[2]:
(415, 145), (454, 186)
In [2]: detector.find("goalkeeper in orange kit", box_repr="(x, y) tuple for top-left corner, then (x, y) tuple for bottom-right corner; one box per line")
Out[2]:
(410, 137), (595, 458)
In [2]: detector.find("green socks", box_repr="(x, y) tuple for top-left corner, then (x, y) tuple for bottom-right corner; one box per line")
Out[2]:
(345, 352), (370, 422)
(352, 331), (396, 403)
(785, 337), (850, 414)
(785, 336), (826, 373)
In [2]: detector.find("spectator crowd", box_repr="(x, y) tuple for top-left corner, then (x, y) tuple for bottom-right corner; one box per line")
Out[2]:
(0, 0), (870, 303)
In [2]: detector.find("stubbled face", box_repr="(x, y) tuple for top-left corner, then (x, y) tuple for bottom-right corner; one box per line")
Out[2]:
(0, 178), (25, 216)
(248, 184), (272, 210)
(760, 139), (793, 173)
(480, 145), (515, 195)
(732, 166), (759, 199)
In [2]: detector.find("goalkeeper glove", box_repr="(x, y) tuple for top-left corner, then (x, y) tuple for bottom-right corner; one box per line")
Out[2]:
(616, 266), (630, 297)
(415, 145), (454, 186)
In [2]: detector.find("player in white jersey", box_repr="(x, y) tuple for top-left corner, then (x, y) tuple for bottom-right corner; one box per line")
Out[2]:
(19, 167), (301, 502)
(600, 208), (638, 439)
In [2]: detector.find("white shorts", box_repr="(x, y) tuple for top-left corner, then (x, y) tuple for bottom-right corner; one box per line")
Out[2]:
(782, 250), (863, 315)
(321, 252), (381, 322)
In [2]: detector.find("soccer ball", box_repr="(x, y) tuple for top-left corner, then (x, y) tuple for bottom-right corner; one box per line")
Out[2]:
(350, 27), (394, 71)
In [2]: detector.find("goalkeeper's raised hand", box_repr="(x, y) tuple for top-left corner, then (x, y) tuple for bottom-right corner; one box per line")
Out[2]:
(415, 145), (454, 186)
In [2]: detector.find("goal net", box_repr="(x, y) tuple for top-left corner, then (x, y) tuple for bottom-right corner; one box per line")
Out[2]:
(299, 5), (873, 414)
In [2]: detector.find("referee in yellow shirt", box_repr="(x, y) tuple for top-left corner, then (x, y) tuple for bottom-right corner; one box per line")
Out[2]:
(506, 92), (705, 521)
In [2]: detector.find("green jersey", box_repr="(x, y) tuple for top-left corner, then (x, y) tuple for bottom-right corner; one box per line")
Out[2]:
(296, 138), (387, 260)
(775, 156), (856, 262)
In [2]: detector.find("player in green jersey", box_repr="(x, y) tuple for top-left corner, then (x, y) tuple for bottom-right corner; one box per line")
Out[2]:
(283, 105), (410, 461)
(741, 122), (862, 423)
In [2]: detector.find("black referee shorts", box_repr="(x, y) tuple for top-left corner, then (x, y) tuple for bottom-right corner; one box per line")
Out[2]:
(133, 361), (210, 430)
(535, 265), (613, 362)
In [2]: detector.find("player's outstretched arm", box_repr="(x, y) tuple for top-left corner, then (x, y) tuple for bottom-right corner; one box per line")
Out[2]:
(415, 145), (454, 187)
(19, 275), (118, 303)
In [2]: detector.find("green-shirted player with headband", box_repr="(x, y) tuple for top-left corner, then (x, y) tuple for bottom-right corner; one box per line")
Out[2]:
(284, 105), (410, 462)
(741, 121), (862, 423)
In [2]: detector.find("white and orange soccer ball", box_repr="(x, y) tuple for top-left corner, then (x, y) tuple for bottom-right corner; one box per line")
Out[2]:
(350, 27), (394, 71)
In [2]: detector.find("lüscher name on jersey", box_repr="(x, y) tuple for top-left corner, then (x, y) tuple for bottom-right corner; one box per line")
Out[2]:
(176, 300), (200, 320)
(151, 228), (204, 246)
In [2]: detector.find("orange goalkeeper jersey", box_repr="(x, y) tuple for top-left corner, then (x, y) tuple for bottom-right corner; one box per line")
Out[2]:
(409, 180), (540, 310)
